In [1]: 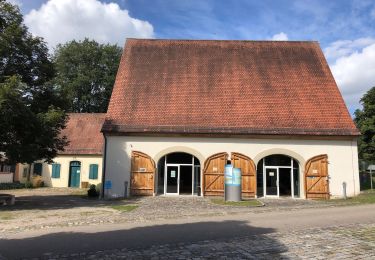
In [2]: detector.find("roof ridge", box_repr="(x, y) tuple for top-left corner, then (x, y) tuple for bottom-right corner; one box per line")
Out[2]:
(125, 38), (319, 44)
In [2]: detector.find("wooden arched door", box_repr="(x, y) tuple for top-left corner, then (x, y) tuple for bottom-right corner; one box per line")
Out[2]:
(131, 151), (156, 196)
(231, 152), (256, 198)
(203, 152), (228, 196)
(305, 154), (330, 199)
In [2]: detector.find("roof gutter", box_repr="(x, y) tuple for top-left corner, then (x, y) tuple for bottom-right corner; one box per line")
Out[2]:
(101, 125), (361, 137)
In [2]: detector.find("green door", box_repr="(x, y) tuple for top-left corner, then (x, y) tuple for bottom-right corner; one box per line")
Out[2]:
(69, 161), (81, 187)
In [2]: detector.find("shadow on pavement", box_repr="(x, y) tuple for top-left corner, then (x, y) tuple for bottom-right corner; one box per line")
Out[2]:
(0, 220), (288, 259)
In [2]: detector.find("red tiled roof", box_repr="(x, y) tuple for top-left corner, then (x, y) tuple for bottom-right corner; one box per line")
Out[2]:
(60, 113), (105, 155)
(103, 39), (359, 136)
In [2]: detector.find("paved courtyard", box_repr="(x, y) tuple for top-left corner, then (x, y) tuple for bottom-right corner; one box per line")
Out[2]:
(1, 188), (375, 259)
(28, 223), (375, 260)
(0, 188), (328, 236)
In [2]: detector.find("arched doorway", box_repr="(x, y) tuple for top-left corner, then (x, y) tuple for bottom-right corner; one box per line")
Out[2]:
(256, 154), (300, 198)
(157, 152), (201, 195)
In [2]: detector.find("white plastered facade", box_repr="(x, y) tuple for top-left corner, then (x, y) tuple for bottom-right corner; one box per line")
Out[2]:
(104, 136), (360, 199)
(18, 155), (102, 187)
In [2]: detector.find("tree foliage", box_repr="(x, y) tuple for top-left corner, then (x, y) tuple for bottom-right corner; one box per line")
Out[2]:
(0, 1), (67, 164)
(53, 38), (122, 113)
(0, 1), (54, 91)
(354, 86), (375, 163)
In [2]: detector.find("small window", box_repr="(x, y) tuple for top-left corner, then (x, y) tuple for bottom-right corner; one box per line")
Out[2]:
(23, 167), (28, 178)
(89, 164), (98, 179)
(2, 165), (11, 172)
(51, 163), (61, 178)
(33, 163), (43, 176)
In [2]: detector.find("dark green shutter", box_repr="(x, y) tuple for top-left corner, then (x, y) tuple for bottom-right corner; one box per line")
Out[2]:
(52, 164), (61, 178)
(34, 163), (42, 176)
(89, 164), (98, 179)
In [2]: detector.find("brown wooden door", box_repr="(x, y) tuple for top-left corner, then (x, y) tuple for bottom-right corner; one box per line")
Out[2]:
(203, 152), (228, 196)
(231, 152), (256, 198)
(131, 151), (155, 196)
(305, 154), (330, 199)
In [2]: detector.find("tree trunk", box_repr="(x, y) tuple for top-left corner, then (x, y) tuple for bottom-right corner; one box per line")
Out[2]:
(27, 164), (32, 181)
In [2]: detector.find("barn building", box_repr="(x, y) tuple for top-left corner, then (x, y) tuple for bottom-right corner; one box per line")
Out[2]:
(101, 39), (360, 199)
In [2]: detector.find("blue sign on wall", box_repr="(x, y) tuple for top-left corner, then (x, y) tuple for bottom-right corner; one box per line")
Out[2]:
(104, 180), (112, 189)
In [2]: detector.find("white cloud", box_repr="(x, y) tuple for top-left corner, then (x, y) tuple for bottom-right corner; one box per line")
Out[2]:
(324, 37), (375, 61)
(329, 41), (375, 111)
(24, 0), (154, 49)
(271, 32), (288, 41)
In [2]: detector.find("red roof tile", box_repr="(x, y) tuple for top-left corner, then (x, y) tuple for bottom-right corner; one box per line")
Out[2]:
(60, 113), (105, 155)
(103, 39), (359, 136)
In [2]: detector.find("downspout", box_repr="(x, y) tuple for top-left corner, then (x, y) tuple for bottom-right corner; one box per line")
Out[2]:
(101, 134), (108, 199)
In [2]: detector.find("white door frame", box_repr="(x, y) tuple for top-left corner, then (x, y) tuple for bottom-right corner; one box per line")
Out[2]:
(163, 155), (199, 196)
(164, 164), (180, 195)
(264, 167), (279, 197)
(262, 157), (296, 198)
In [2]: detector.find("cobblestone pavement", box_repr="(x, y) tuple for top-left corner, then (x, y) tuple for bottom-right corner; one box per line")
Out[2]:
(22, 223), (375, 259)
(0, 193), (333, 236)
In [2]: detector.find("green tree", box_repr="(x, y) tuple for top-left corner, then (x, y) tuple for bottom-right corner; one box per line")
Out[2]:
(354, 86), (375, 163)
(0, 77), (67, 164)
(0, 1), (67, 168)
(53, 39), (122, 112)
(0, 0), (54, 92)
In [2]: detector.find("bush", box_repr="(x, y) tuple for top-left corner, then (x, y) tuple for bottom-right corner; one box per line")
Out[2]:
(24, 181), (33, 188)
(0, 182), (25, 190)
(87, 184), (99, 197)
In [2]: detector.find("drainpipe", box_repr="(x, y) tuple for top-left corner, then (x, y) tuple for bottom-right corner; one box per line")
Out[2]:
(100, 134), (108, 199)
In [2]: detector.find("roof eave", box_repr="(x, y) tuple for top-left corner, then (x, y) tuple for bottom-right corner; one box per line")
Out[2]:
(101, 124), (360, 137)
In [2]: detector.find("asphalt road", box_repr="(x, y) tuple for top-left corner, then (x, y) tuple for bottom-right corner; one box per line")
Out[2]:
(1, 204), (375, 259)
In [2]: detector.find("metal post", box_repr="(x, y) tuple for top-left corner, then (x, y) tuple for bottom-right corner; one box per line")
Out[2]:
(124, 181), (128, 198)
(342, 182), (347, 199)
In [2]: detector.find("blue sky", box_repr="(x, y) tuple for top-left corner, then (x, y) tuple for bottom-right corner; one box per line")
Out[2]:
(11, 0), (375, 113)
(123, 0), (375, 47)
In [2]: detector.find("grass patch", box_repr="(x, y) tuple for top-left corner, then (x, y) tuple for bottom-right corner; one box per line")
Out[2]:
(0, 212), (14, 220)
(211, 198), (263, 207)
(79, 211), (94, 216)
(110, 205), (138, 212)
(70, 189), (88, 196)
(328, 190), (375, 205)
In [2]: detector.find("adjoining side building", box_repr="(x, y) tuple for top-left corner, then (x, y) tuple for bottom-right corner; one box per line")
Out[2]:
(17, 113), (105, 188)
(101, 39), (360, 199)
(0, 156), (16, 184)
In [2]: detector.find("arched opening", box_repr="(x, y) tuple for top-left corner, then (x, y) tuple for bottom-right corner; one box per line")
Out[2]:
(157, 152), (201, 195)
(256, 154), (300, 198)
